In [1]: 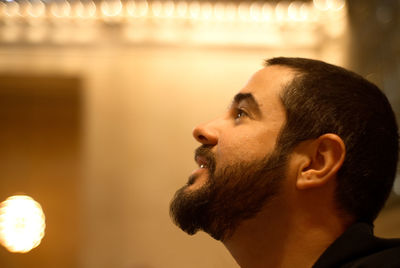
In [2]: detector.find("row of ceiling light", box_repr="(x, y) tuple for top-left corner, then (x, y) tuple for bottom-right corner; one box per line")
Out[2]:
(0, 0), (345, 22)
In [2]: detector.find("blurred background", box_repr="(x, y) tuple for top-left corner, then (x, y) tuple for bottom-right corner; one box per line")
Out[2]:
(0, 0), (398, 267)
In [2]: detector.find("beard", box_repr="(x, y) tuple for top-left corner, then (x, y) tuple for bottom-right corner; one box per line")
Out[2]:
(169, 144), (289, 241)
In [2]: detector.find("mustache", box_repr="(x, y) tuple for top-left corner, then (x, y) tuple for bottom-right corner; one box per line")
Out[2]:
(194, 145), (216, 174)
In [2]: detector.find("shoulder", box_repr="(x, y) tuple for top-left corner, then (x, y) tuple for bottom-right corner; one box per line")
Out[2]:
(343, 239), (400, 268)
(313, 222), (400, 268)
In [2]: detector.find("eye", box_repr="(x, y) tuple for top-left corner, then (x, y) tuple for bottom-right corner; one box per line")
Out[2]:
(234, 108), (248, 121)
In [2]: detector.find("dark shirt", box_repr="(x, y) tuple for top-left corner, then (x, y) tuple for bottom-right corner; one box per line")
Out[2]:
(313, 222), (400, 268)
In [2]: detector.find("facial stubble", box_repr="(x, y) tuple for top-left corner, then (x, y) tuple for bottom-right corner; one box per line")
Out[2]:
(169, 145), (289, 241)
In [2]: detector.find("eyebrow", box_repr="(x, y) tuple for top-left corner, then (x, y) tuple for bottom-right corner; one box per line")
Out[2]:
(232, 92), (262, 117)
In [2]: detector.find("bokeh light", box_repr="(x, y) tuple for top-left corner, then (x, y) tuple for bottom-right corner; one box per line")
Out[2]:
(0, 1), (349, 55)
(0, 195), (46, 253)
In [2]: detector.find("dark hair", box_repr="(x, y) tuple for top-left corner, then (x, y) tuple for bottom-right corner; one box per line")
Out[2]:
(265, 57), (399, 223)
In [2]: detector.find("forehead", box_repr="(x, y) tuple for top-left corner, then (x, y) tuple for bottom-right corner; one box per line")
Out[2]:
(239, 65), (295, 106)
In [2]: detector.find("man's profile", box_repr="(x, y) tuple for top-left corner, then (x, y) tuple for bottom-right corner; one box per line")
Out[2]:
(169, 57), (400, 268)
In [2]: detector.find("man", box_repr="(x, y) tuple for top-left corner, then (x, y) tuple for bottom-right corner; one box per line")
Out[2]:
(169, 57), (400, 268)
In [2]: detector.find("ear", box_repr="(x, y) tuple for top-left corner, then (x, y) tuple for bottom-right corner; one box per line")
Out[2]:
(296, 134), (346, 190)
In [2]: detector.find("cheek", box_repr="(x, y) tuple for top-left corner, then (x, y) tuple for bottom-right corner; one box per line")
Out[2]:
(215, 131), (275, 166)
(214, 140), (244, 165)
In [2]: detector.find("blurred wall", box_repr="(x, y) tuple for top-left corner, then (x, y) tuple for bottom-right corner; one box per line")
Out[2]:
(347, 0), (400, 239)
(0, 75), (82, 267)
(348, 0), (399, 129)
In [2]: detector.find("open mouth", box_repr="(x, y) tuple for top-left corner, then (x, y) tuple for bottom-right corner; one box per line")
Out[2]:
(195, 155), (208, 169)
(186, 155), (210, 187)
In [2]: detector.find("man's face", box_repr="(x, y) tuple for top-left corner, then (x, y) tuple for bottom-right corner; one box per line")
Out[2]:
(170, 66), (295, 240)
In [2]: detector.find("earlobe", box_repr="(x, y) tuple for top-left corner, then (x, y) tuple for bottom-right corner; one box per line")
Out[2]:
(296, 134), (346, 190)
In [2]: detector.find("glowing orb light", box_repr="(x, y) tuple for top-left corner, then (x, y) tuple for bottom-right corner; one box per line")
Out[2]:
(0, 195), (46, 253)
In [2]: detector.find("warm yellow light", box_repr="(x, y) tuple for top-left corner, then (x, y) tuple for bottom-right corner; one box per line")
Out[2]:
(328, 0), (345, 11)
(200, 2), (212, 20)
(213, 2), (225, 20)
(151, 1), (162, 17)
(288, 1), (303, 21)
(71, 1), (84, 18)
(24, 0), (45, 18)
(72, 0), (96, 19)
(313, 0), (329, 11)
(126, 0), (148, 17)
(261, 3), (273, 21)
(0, 0), (348, 47)
(176, 1), (187, 17)
(313, 0), (345, 11)
(238, 2), (250, 21)
(189, 1), (200, 19)
(3, 1), (20, 17)
(250, 2), (262, 21)
(50, 0), (71, 18)
(299, 3), (311, 21)
(163, 1), (175, 17)
(101, 0), (122, 17)
(0, 195), (46, 253)
(224, 3), (237, 21)
(275, 2), (288, 21)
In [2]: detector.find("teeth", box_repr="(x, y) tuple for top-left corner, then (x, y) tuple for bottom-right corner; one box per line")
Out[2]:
(200, 164), (205, 168)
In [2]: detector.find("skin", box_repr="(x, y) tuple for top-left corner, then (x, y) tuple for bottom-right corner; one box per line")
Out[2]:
(190, 65), (352, 268)
(189, 66), (291, 191)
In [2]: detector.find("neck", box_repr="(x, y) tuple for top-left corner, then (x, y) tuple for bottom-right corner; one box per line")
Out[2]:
(222, 197), (349, 268)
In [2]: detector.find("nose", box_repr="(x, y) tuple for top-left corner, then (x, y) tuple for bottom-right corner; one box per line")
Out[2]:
(192, 120), (218, 145)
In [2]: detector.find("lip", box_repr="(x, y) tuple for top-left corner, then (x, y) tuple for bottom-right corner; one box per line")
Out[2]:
(195, 155), (208, 168)
(190, 155), (209, 178)
(188, 164), (209, 187)
(190, 166), (207, 177)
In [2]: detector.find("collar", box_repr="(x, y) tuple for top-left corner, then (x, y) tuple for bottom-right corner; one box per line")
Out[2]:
(312, 222), (392, 268)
